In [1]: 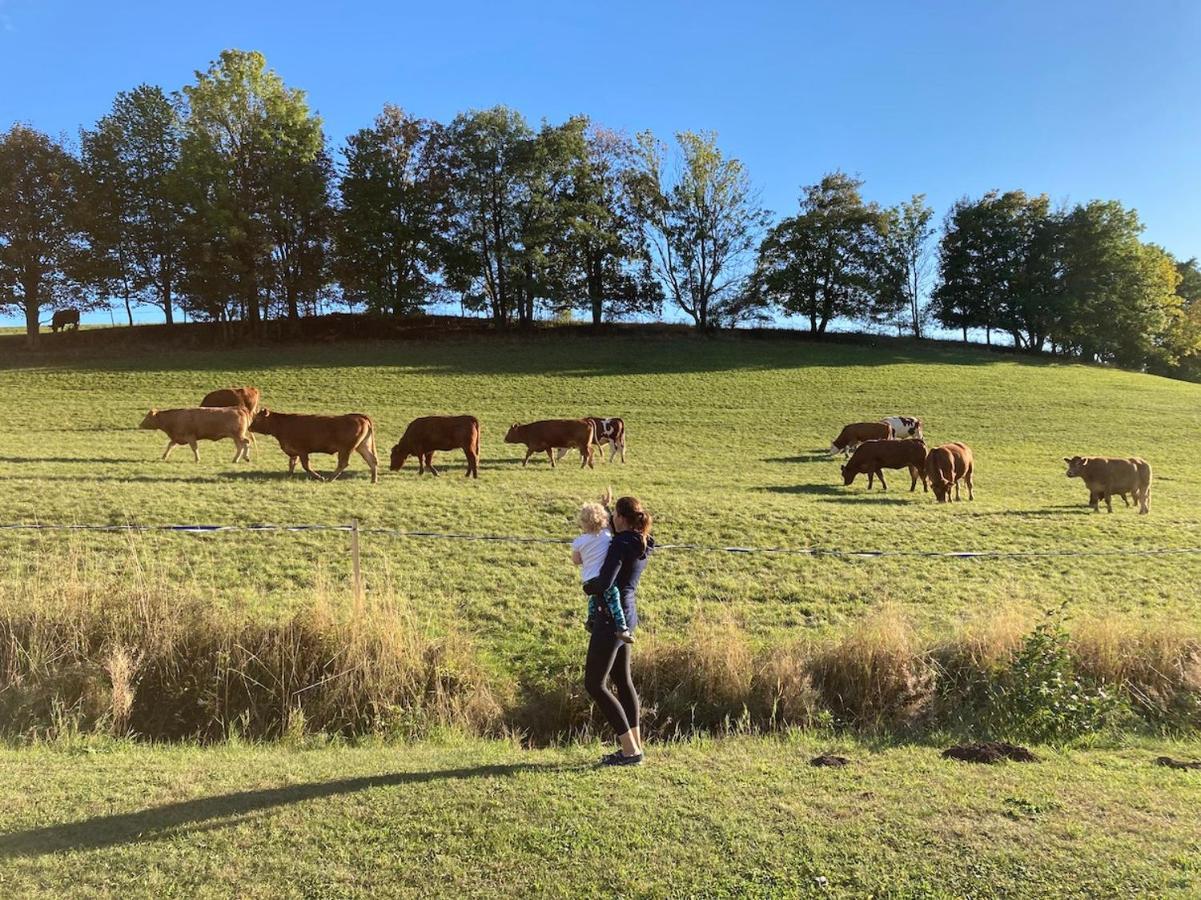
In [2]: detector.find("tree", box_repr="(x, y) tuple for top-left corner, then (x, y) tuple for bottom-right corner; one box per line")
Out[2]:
(80, 85), (186, 325)
(884, 194), (935, 338)
(439, 106), (534, 325)
(629, 130), (767, 330)
(0, 125), (87, 346)
(753, 172), (893, 335)
(1162, 257), (1201, 378)
(178, 49), (326, 325)
(334, 105), (448, 316)
(266, 146), (334, 319)
(561, 123), (660, 325)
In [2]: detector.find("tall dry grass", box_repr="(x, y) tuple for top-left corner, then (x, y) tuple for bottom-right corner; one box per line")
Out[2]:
(1, 549), (1198, 742)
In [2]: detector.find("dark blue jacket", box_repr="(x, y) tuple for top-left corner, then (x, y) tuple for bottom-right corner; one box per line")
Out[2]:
(582, 530), (654, 632)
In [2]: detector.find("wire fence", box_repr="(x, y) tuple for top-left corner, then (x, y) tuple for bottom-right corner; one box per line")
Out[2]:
(1, 521), (1199, 560)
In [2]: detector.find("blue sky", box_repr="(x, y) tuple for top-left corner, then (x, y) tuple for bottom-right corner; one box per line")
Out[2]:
(2, 0), (1200, 326)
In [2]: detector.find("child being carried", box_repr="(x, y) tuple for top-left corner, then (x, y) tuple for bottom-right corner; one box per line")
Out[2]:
(571, 500), (633, 644)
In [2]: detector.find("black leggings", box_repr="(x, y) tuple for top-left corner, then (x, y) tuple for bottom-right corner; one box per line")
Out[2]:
(584, 629), (640, 736)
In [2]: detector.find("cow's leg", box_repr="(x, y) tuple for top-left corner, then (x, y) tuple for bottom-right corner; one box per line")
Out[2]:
(330, 449), (352, 482)
(288, 455), (298, 476)
(582, 443), (594, 469)
(1088, 489), (1100, 512)
(189, 441), (200, 462)
(1104, 492), (1113, 513)
(425, 453), (439, 476)
(231, 439), (244, 463)
(522, 448), (533, 467)
(162, 440), (177, 460)
(555, 447), (570, 462)
(877, 469), (888, 491)
(1119, 493), (1130, 507)
(465, 447), (479, 478)
(356, 442), (380, 483)
(547, 449), (557, 468)
(299, 454), (324, 481)
(965, 465), (974, 501)
(867, 471), (874, 489)
(908, 466), (918, 492)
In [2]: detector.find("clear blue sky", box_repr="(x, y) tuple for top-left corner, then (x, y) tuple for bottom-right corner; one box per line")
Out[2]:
(2, 0), (1200, 326)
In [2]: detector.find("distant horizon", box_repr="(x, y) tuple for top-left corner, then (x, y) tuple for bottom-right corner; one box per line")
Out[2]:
(3, 0), (1199, 331)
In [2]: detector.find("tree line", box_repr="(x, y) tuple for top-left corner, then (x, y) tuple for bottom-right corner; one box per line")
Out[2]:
(2, 49), (1200, 380)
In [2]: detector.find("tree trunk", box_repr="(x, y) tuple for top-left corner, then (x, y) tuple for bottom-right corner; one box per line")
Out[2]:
(286, 283), (299, 320)
(24, 293), (40, 348)
(962, 326), (968, 342)
(588, 257), (603, 326)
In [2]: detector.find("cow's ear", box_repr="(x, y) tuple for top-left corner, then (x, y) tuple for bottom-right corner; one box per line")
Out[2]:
(1062, 457), (1071, 464)
(148, 408), (157, 416)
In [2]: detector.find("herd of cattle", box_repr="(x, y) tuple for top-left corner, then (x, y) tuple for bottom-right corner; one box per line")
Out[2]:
(136, 388), (1152, 513)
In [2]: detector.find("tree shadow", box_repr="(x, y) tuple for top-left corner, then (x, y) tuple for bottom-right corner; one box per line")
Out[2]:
(763, 452), (833, 464)
(0, 762), (576, 859)
(0, 456), (146, 464)
(759, 483), (844, 496)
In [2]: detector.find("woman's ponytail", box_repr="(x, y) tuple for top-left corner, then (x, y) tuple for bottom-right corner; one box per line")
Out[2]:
(616, 496), (652, 555)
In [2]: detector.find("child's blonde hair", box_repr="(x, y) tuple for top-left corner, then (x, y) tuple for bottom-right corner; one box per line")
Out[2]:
(577, 502), (609, 534)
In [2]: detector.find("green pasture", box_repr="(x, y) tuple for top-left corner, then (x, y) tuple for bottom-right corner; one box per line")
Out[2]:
(0, 734), (1198, 898)
(1, 333), (1199, 672)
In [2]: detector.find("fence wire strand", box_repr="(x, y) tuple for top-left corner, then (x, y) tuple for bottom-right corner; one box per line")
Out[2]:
(0, 521), (1198, 560)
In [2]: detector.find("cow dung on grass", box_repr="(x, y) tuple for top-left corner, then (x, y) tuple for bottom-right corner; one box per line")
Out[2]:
(942, 742), (1038, 764)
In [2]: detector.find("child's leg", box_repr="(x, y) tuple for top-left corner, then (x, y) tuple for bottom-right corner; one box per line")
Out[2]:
(603, 586), (629, 633)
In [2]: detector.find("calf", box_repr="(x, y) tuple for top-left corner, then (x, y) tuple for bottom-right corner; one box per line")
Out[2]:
(505, 419), (594, 468)
(881, 416), (923, 441)
(841, 439), (928, 491)
(50, 309), (80, 332)
(390, 415), (481, 478)
(251, 409), (378, 483)
(925, 442), (974, 503)
(830, 421), (894, 457)
(555, 416), (627, 464)
(139, 407), (251, 463)
(1063, 455), (1151, 514)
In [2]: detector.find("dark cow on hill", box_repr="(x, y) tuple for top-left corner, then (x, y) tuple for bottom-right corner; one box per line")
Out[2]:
(925, 442), (974, 503)
(1063, 455), (1152, 514)
(830, 421), (893, 457)
(50, 309), (80, 332)
(251, 409), (378, 483)
(555, 416), (627, 464)
(504, 419), (595, 468)
(390, 415), (481, 478)
(841, 439), (928, 491)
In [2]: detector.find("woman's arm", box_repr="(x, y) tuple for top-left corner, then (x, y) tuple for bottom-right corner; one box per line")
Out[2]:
(582, 537), (626, 595)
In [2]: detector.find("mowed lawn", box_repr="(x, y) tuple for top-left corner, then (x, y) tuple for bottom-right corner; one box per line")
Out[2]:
(1, 333), (1200, 669)
(0, 735), (1198, 898)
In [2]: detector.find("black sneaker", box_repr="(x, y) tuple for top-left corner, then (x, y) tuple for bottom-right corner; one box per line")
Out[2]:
(599, 750), (643, 767)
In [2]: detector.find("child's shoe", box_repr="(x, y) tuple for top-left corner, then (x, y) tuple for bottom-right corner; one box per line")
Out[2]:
(618, 629), (634, 644)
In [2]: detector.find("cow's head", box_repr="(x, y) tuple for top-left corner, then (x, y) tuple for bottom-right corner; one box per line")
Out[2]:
(250, 408), (273, 435)
(840, 463), (856, 486)
(504, 424), (522, 444)
(1063, 456), (1086, 478)
(389, 440), (409, 471)
(911, 419), (924, 441)
(138, 409), (159, 429)
(931, 477), (951, 502)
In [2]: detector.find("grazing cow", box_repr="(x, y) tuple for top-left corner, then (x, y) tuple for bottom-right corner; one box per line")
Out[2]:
(841, 439), (928, 491)
(555, 416), (627, 464)
(201, 386), (261, 415)
(504, 419), (595, 468)
(881, 416), (924, 441)
(251, 409), (378, 483)
(1063, 455), (1152, 514)
(925, 442), (974, 503)
(390, 415), (481, 478)
(830, 421), (894, 457)
(139, 407), (251, 463)
(50, 309), (80, 332)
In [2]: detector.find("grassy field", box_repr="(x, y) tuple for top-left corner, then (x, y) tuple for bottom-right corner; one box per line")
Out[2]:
(0, 734), (1198, 898)
(2, 333), (1199, 653)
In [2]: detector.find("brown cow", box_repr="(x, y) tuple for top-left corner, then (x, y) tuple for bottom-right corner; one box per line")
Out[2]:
(139, 407), (251, 463)
(925, 442), (974, 503)
(201, 386), (261, 415)
(50, 309), (80, 332)
(830, 421), (894, 457)
(555, 416), (627, 464)
(390, 415), (481, 478)
(841, 439), (928, 491)
(251, 409), (378, 483)
(504, 419), (594, 468)
(1064, 455), (1152, 514)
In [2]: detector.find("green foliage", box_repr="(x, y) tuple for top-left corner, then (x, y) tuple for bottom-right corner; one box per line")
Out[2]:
(630, 130), (769, 329)
(0, 125), (88, 344)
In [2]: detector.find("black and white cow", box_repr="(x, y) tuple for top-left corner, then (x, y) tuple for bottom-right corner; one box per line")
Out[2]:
(555, 416), (627, 463)
(881, 416), (923, 440)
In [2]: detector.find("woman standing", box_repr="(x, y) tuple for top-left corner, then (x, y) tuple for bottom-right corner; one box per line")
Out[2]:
(582, 492), (654, 766)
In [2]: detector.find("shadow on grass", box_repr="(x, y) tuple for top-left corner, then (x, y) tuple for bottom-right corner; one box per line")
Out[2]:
(0, 762), (577, 858)
(763, 452), (834, 464)
(0, 456), (147, 464)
